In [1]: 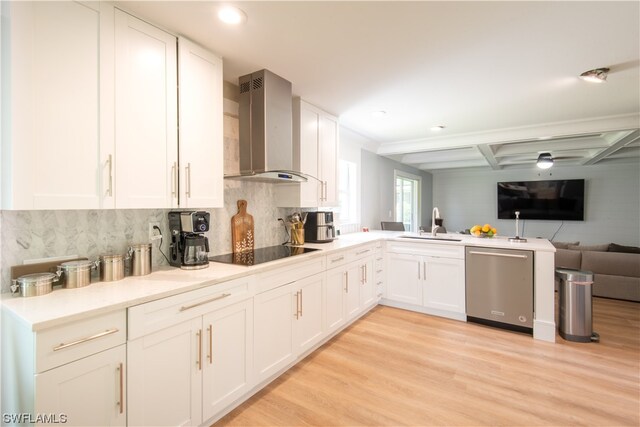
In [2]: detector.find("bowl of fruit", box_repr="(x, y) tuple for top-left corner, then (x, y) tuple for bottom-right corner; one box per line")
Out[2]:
(470, 224), (497, 238)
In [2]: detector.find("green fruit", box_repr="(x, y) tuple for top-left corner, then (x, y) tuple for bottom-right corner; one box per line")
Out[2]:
(487, 230), (494, 237)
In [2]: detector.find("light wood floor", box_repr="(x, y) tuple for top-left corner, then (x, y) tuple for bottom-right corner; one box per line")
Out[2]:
(216, 298), (640, 426)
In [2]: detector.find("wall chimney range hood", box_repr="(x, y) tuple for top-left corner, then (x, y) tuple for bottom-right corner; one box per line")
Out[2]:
(225, 69), (308, 183)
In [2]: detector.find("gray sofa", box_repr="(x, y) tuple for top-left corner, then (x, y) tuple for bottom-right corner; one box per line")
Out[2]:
(554, 244), (640, 302)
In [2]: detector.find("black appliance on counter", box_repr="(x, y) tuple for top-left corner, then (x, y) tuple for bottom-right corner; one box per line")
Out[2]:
(209, 245), (319, 267)
(168, 211), (210, 270)
(304, 211), (335, 243)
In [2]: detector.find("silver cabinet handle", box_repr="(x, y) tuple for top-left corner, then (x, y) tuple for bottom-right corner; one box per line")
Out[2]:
(345, 271), (349, 293)
(53, 328), (119, 351)
(185, 163), (192, 197)
(196, 329), (202, 370)
(331, 256), (344, 263)
(324, 181), (328, 201)
(294, 291), (300, 319)
(423, 261), (426, 279)
(171, 162), (177, 197)
(468, 250), (528, 259)
(207, 324), (213, 364)
(180, 293), (231, 311)
(107, 155), (113, 197)
(418, 262), (421, 280)
(356, 249), (370, 256)
(118, 363), (124, 414)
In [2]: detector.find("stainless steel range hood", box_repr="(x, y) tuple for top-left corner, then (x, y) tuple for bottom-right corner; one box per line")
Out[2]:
(225, 69), (308, 183)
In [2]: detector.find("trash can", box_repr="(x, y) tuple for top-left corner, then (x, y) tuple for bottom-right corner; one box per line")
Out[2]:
(555, 268), (599, 343)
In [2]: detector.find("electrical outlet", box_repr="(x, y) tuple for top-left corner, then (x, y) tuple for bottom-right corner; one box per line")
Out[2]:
(149, 222), (161, 241)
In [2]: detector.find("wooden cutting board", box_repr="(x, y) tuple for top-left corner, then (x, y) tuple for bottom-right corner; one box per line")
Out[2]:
(232, 200), (254, 253)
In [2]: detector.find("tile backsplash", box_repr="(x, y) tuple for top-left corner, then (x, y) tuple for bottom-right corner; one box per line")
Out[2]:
(0, 181), (296, 293)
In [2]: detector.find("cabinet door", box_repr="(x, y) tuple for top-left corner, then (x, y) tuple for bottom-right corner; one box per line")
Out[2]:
(345, 262), (362, 321)
(297, 102), (321, 206)
(127, 318), (202, 427)
(114, 9), (178, 208)
(324, 267), (347, 335)
(423, 257), (466, 314)
(386, 252), (422, 305)
(178, 37), (223, 208)
(293, 274), (325, 355)
(202, 299), (253, 421)
(360, 258), (376, 309)
(3, 1), (113, 209)
(319, 114), (339, 207)
(35, 345), (126, 426)
(253, 283), (295, 383)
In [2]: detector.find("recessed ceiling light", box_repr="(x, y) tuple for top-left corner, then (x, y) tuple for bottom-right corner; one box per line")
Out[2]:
(371, 110), (387, 118)
(218, 6), (247, 25)
(430, 125), (446, 131)
(579, 67), (609, 83)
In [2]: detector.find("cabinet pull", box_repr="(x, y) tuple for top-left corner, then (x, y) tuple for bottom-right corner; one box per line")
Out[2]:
(107, 155), (113, 197)
(171, 162), (177, 197)
(53, 328), (119, 352)
(196, 329), (202, 370)
(118, 363), (124, 414)
(294, 291), (300, 319)
(356, 249), (370, 256)
(423, 261), (426, 279)
(331, 256), (344, 263)
(365, 264), (368, 283)
(345, 271), (349, 293)
(417, 262), (421, 280)
(324, 181), (328, 201)
(207, 325), (213, 364)
(468, 250), (528, 259)
(185, 163), (192, 197)
(180, 293), (231, 311)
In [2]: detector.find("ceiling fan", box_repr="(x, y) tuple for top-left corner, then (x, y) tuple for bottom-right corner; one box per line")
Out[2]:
(534, 152), (583, 169)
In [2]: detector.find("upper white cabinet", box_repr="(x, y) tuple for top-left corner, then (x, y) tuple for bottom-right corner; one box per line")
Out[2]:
(114, 9), (178, 209)
(275, 99), (339, 208)
(178, 37), (224, 208)
(1, 1), (114, 209)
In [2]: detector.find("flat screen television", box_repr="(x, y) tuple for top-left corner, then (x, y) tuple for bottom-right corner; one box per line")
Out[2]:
(497, 179), (585, 221)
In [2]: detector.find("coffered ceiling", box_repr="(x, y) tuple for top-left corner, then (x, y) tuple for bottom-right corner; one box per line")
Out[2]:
(116, 1), (640, 171)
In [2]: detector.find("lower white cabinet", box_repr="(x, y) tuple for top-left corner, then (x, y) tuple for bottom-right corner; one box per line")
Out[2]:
(35, 345), (126, 426)
(386, 252), (422, 305)
(423, 256), (465, 314)
(324, 267), (347, 335)
(254, 272), (325, 384)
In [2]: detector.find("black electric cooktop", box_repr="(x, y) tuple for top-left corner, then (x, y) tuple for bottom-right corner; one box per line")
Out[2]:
(208, 245), (319, 266)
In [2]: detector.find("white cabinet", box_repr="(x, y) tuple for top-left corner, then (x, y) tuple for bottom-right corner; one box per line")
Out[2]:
(1, 1), (114, 209)
(293, 274), (325, 355)
(114, 9), (178, 208)
(385, 241), (465, 320)
(324, 266), (347, 335)
(178, 37), (224, 208)
(35, 345), (126, 426)
(127, 278), (254, 426)
(275, 99), (339, 208)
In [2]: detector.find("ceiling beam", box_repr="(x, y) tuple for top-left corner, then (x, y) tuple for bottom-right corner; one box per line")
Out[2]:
(476, 145), (501, 170)
(583, 130), (640, 165)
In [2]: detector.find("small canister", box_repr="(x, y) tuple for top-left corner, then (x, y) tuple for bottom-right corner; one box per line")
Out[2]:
(11, 272), (59, 297)
(129, 243), (152, 276)
(99, 254), (126, 282)
(57, 260), (97, 288)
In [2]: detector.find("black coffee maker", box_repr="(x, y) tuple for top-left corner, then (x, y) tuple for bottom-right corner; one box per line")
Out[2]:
(168, 211), (210, 270)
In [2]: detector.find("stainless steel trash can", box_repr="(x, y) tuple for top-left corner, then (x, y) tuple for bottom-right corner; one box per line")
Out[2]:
(556, 268), (599, 343)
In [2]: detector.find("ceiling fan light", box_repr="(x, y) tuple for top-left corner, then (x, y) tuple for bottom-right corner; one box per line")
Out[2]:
(536, 152), (554, 169)
(579, 67), (610, 83)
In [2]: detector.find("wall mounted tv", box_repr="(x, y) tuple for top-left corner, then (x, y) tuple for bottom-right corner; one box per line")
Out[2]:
(497, 179), (585, 221)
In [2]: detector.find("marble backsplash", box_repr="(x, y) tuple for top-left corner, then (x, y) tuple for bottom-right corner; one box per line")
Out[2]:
(0, 181), (297, 293)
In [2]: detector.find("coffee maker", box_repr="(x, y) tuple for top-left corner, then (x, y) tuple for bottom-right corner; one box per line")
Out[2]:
(304, 211), (336, 243)
(168, 211), (210, 270)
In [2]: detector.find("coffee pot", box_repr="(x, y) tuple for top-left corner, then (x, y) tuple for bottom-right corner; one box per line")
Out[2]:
(168, 211), (210, 270)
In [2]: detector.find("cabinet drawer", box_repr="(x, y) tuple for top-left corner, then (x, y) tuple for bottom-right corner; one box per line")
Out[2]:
(350, 243), (376, 261)
(128, 277), (254, 340)
(256, 256), (325, 294)
(325, 250), (351, 269)
(387, 241), (464, 259)
(36, 310), (126, 373)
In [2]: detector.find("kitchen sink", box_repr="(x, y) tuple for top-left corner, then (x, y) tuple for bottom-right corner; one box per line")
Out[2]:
(398, 235), (462, 242)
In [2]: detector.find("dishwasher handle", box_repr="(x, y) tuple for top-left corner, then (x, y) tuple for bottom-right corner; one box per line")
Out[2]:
(468, 250), (528, 259)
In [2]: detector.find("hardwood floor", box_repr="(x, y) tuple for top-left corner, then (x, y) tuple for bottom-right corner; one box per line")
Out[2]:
(216, 298), (640, 426)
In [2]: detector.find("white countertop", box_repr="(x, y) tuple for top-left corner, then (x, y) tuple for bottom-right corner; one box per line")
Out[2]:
(1, 231), (554, 331)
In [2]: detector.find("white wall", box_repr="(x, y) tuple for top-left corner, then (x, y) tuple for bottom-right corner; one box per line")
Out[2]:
(432, 162), (640, 245)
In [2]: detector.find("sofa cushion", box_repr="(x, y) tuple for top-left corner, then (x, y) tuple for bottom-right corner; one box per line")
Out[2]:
(554, 248), (582, 269)
(592, 274), (640, 302)
(608, 243), (640, 254)
(567, 243), (609, 252)
(581, 250), (640, 278)
(551, 241), (580, 249)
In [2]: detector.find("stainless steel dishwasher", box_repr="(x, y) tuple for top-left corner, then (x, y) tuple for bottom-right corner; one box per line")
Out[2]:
(465, 246), (534, 334)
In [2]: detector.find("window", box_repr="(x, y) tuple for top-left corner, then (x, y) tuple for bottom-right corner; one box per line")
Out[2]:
(338, 160), (357, 226)
(394, 171), (421, 232)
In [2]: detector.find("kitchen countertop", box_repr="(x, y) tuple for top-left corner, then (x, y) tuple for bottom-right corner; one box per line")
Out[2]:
(1, 231), (554, 331)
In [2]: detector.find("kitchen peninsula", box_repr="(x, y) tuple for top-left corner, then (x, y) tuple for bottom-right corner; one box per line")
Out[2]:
(1, 231), (556, 426)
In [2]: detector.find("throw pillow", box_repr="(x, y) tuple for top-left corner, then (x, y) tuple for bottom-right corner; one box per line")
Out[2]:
(608, 243), (640, 254)
(551, 241), (580, 249)
(567, 244), (610, 252)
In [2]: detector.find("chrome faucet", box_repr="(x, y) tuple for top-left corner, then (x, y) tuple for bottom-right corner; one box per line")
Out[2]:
(431, 207), (443, 237)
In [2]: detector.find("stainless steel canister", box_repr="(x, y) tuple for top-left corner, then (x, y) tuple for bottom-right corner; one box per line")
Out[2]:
(11, 272), (59, 297)
(129, 243), (152, 276)
(99, 254), (126, 282)
(57, 260), (97, 288)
